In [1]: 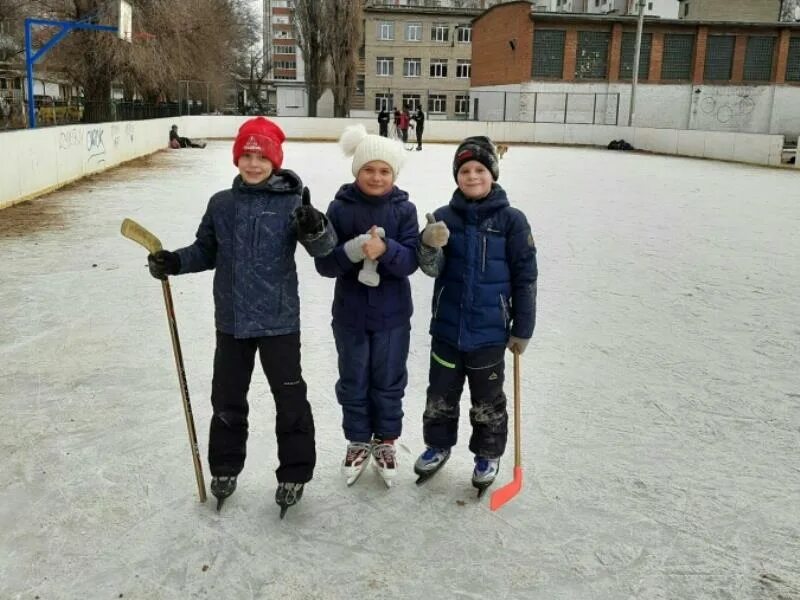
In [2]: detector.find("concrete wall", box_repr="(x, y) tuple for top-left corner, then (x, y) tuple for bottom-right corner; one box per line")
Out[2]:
(472, 81), (800, 139)
(0, 115), (792, 210)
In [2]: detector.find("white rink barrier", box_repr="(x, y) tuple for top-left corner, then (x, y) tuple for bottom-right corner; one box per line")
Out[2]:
(0, 116), (790, 209)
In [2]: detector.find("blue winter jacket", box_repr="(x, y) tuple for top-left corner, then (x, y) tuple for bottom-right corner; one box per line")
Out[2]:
(175, 171), (337, 339)
(314, 183), (419, 331)
(418, 184), (537, 351)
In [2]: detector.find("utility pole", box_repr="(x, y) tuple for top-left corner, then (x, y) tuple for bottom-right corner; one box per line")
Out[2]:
(627, 0), (645, 127)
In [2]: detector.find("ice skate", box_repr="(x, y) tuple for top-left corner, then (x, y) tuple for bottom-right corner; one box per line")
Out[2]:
(210, 475), (237, 511)
(371, 438), (397, 488)
(342, 441), (372, 486)
(414, 446), (451, 485)
(275, 482), (304, 519)
(472, 457), (500, 498)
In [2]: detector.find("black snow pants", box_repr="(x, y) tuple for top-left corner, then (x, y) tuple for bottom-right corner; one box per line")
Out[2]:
(208, 330), (316, 483)
(421, 337), (508, 459)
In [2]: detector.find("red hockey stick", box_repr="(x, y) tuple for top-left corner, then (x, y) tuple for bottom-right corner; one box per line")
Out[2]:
(490, 349), (522, 511)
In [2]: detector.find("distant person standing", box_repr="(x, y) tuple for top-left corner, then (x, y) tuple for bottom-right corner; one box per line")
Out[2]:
(412, 107), (425, 151)
(378, 108), (390, 137)
(398, 108), (411, 144)
(393, 108), (401, 139)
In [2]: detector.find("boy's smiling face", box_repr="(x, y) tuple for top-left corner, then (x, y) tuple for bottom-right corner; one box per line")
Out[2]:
(356, 160), (394, 196)
(238, 152), (273, 185)
(457, 160), (492, 200)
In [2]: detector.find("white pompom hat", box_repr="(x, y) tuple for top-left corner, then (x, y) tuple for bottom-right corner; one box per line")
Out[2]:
(339, 124), (405, 181)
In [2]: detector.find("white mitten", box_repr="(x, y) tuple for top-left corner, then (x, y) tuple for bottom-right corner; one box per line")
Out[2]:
(358, 227), (385, 287)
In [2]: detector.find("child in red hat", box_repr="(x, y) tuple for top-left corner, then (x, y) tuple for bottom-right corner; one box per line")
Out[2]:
(147, 117), (336, 516)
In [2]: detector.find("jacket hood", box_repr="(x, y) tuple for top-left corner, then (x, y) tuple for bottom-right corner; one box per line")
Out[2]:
(334, 182), (409, 206)
(449, 183), (509, 214)
(232, 168), (303, 195)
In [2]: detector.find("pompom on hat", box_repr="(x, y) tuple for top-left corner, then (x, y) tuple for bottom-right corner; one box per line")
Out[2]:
(340, 124), (405, 181)
(232, 117), (286, 169)
(453, 136), (500, 182)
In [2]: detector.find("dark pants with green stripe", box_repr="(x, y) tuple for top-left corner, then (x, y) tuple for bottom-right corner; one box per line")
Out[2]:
(422, 338), (508, 459)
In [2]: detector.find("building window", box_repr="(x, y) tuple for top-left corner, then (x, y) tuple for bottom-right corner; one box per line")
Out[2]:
(704, 35), (735, 81)
(683, 2), (690, 17)
(431, 23), (449, 42)
(620, 32), (652, 80)
(376, 57), (394, 77)
(787, 37), (800, 82)
(455, 94), (470, 115)
(274, 61), (296, 70)
(456, 59), (471, 79)
(661, 34), (695, 80)
(406, 22), (422, 42)
(356, 75), (365, 96)
(402, 94), (421, 111)
(273, 30), (290, 39)
(428, 94), (447, 113)
(430, 59), (448, 78)
(378, 21), (394, 41)
(743, 36), (775, 82)
(375, 93), (394, 111)
(457, 25), (472, 43)
(576, 31), (609, 79)
(532, 30), (565, 78)
(273, 45), (294, 55)
(404, 58), (422, 77)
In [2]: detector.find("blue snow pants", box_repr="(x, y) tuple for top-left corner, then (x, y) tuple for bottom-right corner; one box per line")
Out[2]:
(332, 322), (410, 443)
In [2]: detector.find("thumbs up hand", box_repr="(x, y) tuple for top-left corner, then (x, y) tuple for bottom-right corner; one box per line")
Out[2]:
(362, 225), (387, 260)
(294, 186), (326, 237)
(421, 213), (449, 248)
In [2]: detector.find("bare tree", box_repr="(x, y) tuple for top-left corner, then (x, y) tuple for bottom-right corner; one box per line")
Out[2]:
(293, 0), (326, 117)
(324, 0), (363, 118)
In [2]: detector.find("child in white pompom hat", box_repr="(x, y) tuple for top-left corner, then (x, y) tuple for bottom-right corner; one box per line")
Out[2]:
(314, 124), (419, 488)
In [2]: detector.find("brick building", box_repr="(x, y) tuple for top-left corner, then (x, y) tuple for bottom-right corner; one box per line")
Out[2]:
(470, 1), (800, 136)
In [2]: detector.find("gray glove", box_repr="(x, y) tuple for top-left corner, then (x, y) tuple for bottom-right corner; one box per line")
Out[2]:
(421, 213), (449, 248)
(343, 233), (372, 263)
(507, 336), (530, 355)
(359, 227), (385, 287)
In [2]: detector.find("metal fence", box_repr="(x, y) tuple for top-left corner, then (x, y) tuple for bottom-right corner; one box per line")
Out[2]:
(1, 95), (181, 130)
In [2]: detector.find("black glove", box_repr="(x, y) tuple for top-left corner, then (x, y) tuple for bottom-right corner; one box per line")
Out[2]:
(147, 250), (181, 280)
(294, 187), (325, 237)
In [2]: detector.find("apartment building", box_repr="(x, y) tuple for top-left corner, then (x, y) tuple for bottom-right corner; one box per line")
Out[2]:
(262, 0), (310, 116)
(677, 0), (781, 22)
(542, 0), (679, 18)
(362, 1), (484, 118)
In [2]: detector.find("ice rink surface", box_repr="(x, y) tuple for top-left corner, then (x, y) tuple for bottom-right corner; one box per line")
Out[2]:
(1, 140), (798, 599)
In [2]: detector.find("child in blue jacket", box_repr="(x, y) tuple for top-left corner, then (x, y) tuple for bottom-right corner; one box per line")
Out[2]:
(315, 124), (419, 487)
(415, 136), (538, 493)
(146, 117), (336, 514)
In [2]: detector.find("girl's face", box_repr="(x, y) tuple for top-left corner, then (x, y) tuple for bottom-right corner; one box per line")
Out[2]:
(356, 160), (394, 197)
(238, 152), (273, 185)
(456, 160), (493, 200)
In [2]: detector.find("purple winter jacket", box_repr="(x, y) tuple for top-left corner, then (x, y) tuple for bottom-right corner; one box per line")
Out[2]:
(314, 183), (419, 332)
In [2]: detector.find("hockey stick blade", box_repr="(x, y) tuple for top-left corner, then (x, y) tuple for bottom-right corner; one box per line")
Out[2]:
(489, 466), (522, 511)
(120, 218), (163, 254)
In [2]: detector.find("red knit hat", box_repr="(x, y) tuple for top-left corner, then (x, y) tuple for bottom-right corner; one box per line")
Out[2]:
(232, 117), (286, 168)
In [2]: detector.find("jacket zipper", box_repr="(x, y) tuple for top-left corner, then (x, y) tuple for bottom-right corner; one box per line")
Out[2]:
(481, 235), (487, 272)
(434, 285), (445, 318)
(500, 295), (509, 327)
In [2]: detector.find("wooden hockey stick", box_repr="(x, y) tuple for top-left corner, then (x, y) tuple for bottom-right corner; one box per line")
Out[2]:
(490, 349), (522, 511)
(120, 219), (207, 503)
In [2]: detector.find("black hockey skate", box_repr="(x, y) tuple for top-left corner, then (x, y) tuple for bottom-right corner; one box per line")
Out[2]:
(210, 475), (237, 511)
(275, 482), (304, 519)
(414, 447), (451, 485)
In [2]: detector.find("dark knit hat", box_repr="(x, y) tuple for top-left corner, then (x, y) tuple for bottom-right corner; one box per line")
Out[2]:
(453, 136), (499, 181)
(232, 117), (286, 168)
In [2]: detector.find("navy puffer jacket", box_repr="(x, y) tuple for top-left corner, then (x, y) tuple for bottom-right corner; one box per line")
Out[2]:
(418, 184), (537, 351)
(315, 183), (418, 331)
(175, 170), (336, 338)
